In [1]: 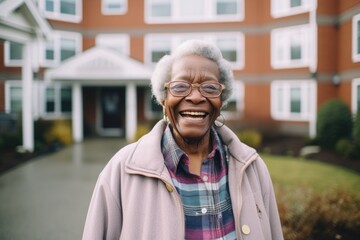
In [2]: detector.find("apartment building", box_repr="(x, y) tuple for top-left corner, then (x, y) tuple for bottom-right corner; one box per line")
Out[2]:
(1, 0), (360, 151)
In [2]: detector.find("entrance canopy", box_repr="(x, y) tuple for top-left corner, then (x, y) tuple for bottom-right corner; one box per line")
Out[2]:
(45, 46), (154, 84)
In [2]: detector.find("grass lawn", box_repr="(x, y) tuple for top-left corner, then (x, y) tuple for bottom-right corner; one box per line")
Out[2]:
(263, 154), (360, 198)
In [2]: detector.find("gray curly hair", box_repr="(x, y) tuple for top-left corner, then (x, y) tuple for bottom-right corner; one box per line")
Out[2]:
(150, 39), (234, 107)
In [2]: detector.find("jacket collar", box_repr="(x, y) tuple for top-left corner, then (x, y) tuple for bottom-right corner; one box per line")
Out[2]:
(125, 120), (257, 177)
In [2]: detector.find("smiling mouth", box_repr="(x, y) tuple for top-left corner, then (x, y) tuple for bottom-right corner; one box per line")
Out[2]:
(180, 111), (208, 119)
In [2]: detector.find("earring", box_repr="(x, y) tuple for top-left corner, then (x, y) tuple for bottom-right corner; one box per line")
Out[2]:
(214, 114), (225, 128)
(163, 106), (169, 123)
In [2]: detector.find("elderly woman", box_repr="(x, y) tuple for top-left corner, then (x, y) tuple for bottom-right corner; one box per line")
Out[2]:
(83, 40), (283, 240)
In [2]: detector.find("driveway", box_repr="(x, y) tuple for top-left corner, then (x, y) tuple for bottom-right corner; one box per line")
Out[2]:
(0, 138), (127, 240)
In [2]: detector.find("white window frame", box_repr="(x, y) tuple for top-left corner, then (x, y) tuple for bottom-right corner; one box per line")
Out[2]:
(102, 0), (128, 15)
(144, 0), (244, 23)
(144, 32), (245, 69)
(5, 81), (23, 113)
(352, 13), (360, 62)
(95, 34), (130, 55)
(4, 41), (23, 67)
(40, 30), (82, 67)
(271, 0), (314, 18)
(38, 0), (82, 23)
(222, 80), (244, 118)
(271, 24), (312, 69)
(271, 80), (316, 121)
(352, 78), (360, 113)
(42, 83), (72, 118)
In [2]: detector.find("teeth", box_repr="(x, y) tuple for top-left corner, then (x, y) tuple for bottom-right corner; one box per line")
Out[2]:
(181, 111), (206, 116)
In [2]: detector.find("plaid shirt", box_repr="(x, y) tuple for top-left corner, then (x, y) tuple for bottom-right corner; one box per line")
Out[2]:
(162, 126), (236, 240)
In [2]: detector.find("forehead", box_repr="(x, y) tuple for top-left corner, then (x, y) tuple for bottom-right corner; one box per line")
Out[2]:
(171, 55), (220, 76)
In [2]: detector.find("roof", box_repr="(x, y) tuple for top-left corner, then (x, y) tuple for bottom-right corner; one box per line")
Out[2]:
(45, 46), (154, 84)
(0, 0), (52, 42)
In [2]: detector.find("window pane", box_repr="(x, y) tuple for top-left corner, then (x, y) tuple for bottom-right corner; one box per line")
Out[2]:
(46, 87), (55, 112)
(46, 0), (54, 12)
(290, 33), (302, 60)
(45, 42), (55, 60)
(217, 0), (237, 15)
(290, 0), (302, 8)
(10, 86), (22, 113)
(290, 87), (301, 113)
(217, 38), (237, 62)
(10, 42), (23, 60)
(151, 0), (171, 17)
(60, 38), (76, 61)
(277, 87), (283, 113)
(150, 39), (171, 62)
(61, 87), (72, 112)
(180, 0), (204, 17)
(104, 0), (125, 10)
(61, 0), (76, 15)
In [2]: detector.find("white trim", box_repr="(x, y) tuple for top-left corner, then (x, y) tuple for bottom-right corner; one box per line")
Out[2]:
(101, 0), (128, 15)
(352, 78), (360, 113)
(271, 0), (314, 18)
(352, 13), (360, 63)
(95, 33), (130, 55)
(222, 80), (244, 118)
(38, 0), (82, 23)
(271, 79), (317, 122)
(144, 0), (244, 24)
(144, 32), (245, 69)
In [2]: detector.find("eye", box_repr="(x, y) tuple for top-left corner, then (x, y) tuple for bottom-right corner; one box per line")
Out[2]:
(201, 83), (220, 93)
(170, 82), (190, 93)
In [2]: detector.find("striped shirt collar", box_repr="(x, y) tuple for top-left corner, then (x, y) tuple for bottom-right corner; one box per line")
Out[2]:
(161, 125), (226, 174)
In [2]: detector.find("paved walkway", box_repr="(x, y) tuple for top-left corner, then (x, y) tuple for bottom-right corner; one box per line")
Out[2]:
(0, 138), (127, 240)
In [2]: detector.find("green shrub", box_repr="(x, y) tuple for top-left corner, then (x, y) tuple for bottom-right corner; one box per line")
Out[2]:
(277, 186), (360, 240)
(353, 111), (360, 157)
(236, 129), (262, 149)
(335, 138), (356, 159)
(316, 99), (353, 149)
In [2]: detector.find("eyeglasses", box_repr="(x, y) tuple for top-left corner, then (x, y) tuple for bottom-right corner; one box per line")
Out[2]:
(164, 81), (225, 98)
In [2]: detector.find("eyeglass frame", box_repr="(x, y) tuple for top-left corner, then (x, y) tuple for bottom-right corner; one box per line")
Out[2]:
(164, 81), (225, 98)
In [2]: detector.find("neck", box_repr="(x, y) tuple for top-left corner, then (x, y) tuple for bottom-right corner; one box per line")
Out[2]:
(173, 130), (212, 175)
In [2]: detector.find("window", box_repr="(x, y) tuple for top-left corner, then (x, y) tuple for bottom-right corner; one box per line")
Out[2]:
(4, 41), (23, 67)
(271, 80), (316, 121)
(271, 0), (313, 18)
(352, 14), (360, 62)
(102, 0), (127, 15)
(222, 80), (244, 117)
(41, 31), (82, 67)
(44, 84), (72, 115)
(144, 33), (244, 69)
(39, 0), (82, 22)
(5, 82), (23, 113)
(352, 79), (360, 113)
(145, 0), (244, 23)
(96, 34), (130, 55)
(271, 25), (312, 69)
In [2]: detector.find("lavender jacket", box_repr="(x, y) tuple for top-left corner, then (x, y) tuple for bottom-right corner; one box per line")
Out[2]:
(82, 120), (284, 240)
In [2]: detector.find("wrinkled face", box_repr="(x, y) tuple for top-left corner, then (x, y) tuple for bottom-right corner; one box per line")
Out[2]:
(163, 55), (222, 143)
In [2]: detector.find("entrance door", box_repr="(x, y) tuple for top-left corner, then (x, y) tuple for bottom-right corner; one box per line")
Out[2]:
(99, 87), (125, 136)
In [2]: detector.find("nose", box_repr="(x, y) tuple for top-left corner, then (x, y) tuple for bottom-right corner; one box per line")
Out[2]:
(186, 86), (205, 103)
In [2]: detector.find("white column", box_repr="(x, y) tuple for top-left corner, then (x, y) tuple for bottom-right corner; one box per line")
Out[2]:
(126, 83), (137, 142)
(22, 42), (34, 152)
(72, 83), (83, 143)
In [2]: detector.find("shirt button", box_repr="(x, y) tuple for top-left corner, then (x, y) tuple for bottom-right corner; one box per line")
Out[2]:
(201, 208), (207, 214)
(242, 224), (251, 235)
(202, 175), (208, 181)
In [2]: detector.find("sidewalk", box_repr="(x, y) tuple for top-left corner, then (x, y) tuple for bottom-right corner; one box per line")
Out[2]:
(0, 138), (127, 240)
